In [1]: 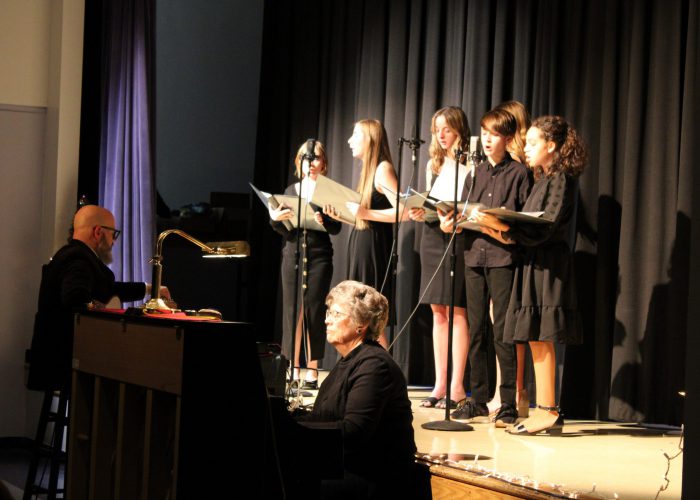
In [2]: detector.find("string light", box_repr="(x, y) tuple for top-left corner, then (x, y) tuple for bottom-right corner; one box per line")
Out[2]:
(416, 452), (618, 499)
(654, 424), (684, 499)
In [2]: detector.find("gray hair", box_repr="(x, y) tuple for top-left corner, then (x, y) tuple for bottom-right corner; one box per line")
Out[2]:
(326, 280), (388, 341)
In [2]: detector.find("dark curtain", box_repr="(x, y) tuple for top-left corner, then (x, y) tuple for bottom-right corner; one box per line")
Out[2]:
(253, 0), (698, 425)
(98, 0), (156, 286)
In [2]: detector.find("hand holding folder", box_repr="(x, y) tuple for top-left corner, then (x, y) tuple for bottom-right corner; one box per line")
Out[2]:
(250, 182), (326, 232)
(310, 175), (361, 225)
(463, 207), (551, 234)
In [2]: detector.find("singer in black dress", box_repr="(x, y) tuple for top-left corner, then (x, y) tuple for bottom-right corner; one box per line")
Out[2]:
(325, 120), (405, 347)
(346, 184), (392, 296)
(494, 100), (533, 418)
(270, 141), (340, 386)
(409, 106), (471, 408)
(478, 115), (587, 435)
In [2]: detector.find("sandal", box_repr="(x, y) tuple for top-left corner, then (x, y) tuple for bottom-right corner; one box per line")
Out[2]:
(506, 405), (563, 435)
(435, 398), (459, 410)
(419, 397), (441, 408)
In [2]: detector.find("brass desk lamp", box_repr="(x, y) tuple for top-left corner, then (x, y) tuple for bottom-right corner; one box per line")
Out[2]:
(143, 229), (249, 313)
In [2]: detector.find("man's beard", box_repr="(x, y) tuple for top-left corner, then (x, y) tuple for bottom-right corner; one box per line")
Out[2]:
(97, 234), (113, 264)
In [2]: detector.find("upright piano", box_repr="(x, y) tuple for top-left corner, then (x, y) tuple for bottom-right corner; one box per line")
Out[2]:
(67, 310), (341, 500)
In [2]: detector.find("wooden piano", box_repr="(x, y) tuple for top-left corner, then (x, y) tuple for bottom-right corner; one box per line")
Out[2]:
(67, 310), (341, 500)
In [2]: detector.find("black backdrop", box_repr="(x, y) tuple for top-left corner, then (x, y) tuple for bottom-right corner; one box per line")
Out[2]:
(250, 0), (699, 426)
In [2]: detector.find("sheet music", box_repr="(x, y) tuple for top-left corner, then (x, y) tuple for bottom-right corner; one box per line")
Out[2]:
(482, 207), (551, 224)
(379, 184), (428, 211)
(274, 195), (326, 231)
(250, 182), (326, 231)
(250, 182), (274, 209)
(406, 188), (440, 222)
(456, 219), (484, 232)
(310, 175), (361, 225)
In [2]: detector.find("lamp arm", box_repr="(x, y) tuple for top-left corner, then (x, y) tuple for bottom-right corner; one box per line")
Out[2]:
(155, 229), (219, 256)
(146, 230), (217, 311)
(144, 229), (249, 312)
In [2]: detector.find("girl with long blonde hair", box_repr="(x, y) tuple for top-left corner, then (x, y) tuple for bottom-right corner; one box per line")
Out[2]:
(408, 106), (471, 409)
(324, 119), (404, 348)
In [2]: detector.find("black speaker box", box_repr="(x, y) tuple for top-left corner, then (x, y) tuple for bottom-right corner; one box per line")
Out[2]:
(258, 342), (287, 396)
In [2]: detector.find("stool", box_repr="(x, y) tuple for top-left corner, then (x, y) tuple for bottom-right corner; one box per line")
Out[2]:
(23, 390), (69, 500)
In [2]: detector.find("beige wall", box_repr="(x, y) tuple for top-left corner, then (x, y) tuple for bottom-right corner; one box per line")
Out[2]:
(0, 0), (84, 438)
(0, 0), (51, 107)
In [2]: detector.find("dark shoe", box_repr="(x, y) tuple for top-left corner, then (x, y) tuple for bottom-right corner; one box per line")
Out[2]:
(301, 379), (318, 390)
(451, 399), (490, 422)
(419, 396), (441, 408)
(493, 403), (519, 427)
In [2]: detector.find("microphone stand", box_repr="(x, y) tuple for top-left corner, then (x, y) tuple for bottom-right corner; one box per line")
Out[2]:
(391, 132), (424, 344)
(422, 145), (472, 432)
(288, 151), (314, 399)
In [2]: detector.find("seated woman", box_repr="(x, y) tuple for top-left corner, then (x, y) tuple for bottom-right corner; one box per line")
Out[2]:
(299, 280), (430, 499)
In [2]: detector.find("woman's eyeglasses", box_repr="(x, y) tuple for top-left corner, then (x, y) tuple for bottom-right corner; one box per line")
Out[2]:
(325, 308), (350, 320)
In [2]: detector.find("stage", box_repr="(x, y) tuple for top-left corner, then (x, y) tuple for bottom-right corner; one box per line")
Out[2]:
(412, 387), (683, 499)
(294, 371), (684, 499)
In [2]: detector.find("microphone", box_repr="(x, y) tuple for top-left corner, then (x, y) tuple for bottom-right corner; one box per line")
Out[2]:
(400, 125), (425, 162)
(469, 136), (485, 169)
(301, 138), (316, 176)
(304, 138), (317, 161)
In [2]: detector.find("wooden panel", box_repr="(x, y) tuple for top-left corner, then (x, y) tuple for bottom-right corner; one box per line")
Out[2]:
(141, 390), (153, 500)
(147, 390), (178, 499)
(68, 312), (257, 500)
(73, 314), (183, 395)
(116, 383), (147, 500)
(91, 378), (119, 500)
(67, 372), (93, 499)
(430, 464), (557, 500)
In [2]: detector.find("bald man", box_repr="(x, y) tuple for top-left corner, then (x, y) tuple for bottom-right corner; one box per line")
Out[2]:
(27, 205), (165, 391)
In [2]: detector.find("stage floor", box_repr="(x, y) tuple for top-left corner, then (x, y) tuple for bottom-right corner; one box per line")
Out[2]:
(408, 387), (683, 499)
(293, 370), (683, 499)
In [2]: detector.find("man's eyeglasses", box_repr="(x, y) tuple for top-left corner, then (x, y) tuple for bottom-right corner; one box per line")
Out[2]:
(99, 225), (121, 241)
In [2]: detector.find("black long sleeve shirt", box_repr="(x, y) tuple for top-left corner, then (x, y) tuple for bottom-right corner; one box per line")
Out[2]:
(463, 156), (532, 267)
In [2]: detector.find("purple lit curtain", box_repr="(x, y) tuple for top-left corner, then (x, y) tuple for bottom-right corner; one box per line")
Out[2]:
(98, 0), (155, 288)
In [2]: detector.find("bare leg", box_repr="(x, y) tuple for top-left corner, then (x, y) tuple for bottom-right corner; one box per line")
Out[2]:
(422, 305), (468, 407)
(292, 309), (304, 380)
(507, 341), (559, 433)
(304, 356), (318, 382)
(429, 304), (449, 400)
(530, 341), (556, 407)
(449, 306), (469, 401)
(516, 343), (529, 416)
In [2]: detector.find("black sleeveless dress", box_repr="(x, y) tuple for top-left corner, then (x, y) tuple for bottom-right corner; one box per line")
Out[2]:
(347, 183), (394, 323)
(418, 166), (467, 307)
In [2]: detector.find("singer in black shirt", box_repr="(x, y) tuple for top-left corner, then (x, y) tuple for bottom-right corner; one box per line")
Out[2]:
(449, 108), (532, 424)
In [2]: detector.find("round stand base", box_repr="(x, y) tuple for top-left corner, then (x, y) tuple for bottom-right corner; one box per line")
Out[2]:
(421, 419), (473, 432)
